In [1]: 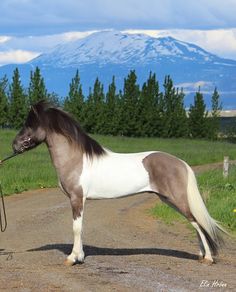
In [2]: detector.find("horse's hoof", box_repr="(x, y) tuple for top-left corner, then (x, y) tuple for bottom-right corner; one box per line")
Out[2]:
(200, 258), (214, 265)
(198, 255), (204, 262)
(77, 259), (85, 264)
(64, 259), (75, 266)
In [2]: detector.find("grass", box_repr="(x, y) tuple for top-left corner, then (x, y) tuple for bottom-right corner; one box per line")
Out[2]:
(198, 167), (236, 232)
(150, 167), (236, 233)
(0, 130), (57, 194)
(94, 134), (236, 165)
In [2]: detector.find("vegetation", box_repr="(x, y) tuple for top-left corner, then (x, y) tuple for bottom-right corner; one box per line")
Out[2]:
(8, 68), (27, 129)
(28, 66), (48, 105)
(188, 89), (208, 138)
(0, 130), (57, 195)
(0, 67), (222, 140)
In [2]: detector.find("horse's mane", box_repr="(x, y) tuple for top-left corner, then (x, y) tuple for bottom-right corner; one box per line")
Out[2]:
(31, 101), (106, 158)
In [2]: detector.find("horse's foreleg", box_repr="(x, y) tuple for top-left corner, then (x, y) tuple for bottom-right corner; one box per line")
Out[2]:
(65, 195), (85, 266)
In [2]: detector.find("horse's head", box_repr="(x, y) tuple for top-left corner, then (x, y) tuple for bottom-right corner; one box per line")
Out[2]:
(12, 101), (47, 154)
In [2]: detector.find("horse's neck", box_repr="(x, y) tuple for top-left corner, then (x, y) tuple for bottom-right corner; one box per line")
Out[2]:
(45, 133), (83, 176)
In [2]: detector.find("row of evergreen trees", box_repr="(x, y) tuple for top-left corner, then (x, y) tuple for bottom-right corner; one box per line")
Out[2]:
(0, 67), (222, 139)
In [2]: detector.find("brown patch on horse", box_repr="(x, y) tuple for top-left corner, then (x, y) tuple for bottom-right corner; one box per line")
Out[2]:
(143, 152), (193, 220)
(70, 187), (84, 219)
(46, 133), (84, 219)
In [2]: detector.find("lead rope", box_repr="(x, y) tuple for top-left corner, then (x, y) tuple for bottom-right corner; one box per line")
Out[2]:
(0, 152), (20, 232)
(0, 182), (7, 232)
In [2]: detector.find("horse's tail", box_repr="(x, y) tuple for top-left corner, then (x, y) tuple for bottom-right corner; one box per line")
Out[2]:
(186, 164), (226, 255)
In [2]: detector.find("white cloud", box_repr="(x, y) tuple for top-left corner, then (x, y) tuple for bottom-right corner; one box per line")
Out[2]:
(158, 29), (236, 60)
(0, 50), (40, 66)
(0, 31), (96, 66)
(0, 31), (96, 53)
(62, 31), (97, 42)
(0, 36), (11, 43)
(176, 81), (213, 93)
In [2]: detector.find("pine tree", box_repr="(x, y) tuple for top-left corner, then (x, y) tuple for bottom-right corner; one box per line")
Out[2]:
(208, 87), (222, 140)
(84, 78), (105, 134)
(173, 88), (189, 137)
(188, 88), (208, 138)
(48, 92), (61, 107)
(8, 68), (27, 129)
(83, 88), (93, 132)
(64, 70), (85, 125)
(0, 75), (9, 128)
(93, 78), (105, 134)
(137, 72), (162, 137)
(120, 70), (140, 136)
(161, 76), (175, 137)
(161, 76), (188, 137)
(103, 76), (120, 135)
(28, 67), (47, 105)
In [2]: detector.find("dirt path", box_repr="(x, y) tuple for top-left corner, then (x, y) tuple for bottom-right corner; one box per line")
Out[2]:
(0, 174), (235, 291)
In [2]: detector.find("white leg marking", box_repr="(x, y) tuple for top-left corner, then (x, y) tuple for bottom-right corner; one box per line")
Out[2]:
(191, 222), (213, 262)
(67, 212), (84, 264)
(196, 232), (205, 259)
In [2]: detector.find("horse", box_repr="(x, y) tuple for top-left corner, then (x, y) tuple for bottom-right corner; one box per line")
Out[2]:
(12, 101), (224, 266)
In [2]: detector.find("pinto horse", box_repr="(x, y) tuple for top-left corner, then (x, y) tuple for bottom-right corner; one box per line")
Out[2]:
(13, 101), (224, 266)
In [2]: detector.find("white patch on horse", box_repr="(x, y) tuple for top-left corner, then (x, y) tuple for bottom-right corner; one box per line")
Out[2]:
(81, 150), (155, 199)
(66, 213), (84, 264)
(191, 222), (213, 263)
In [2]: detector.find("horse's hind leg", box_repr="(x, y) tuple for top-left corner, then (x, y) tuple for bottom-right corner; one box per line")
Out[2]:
(196, 232), (205, 260)
(191, 222), (213, 264)
(64, 194), (85, 266)
(143, 152), (214, 263)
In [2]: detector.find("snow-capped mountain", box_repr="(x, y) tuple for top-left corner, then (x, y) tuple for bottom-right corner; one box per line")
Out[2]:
(1, 30), (236, 108)
(31, 30), (222, 67)
(30, 31), (231, 68)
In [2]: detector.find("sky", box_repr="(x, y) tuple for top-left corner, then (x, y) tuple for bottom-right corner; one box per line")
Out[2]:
(0, 0), (236, 66)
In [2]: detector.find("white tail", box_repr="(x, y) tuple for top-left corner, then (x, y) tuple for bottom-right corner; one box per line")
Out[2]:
(186, 164), (225, 254)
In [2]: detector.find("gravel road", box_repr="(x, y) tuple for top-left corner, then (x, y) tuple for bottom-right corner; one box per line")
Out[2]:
(0, 186), (235, 291)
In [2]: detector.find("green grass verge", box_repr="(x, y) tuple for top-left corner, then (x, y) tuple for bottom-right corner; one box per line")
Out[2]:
(95, 134), (236, 165)
(150, 167), (236, 232)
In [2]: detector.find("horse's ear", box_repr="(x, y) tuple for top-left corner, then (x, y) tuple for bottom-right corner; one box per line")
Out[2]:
(31, 105), (39, 117)
(31, 100), (49, 116)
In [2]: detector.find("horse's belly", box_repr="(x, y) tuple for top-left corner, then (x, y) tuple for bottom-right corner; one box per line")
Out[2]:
(81, 153), (152, 199)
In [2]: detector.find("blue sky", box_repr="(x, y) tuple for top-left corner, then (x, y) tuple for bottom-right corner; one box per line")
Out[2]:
(0, 0), (236, 65)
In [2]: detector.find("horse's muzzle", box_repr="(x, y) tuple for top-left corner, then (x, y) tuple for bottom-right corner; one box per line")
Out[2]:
(12, 137), (33, 154)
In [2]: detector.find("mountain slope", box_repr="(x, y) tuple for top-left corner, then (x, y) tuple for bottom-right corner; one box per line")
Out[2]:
(1, 30), (236, 108)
